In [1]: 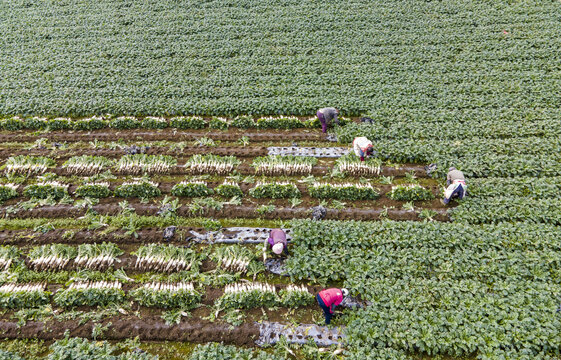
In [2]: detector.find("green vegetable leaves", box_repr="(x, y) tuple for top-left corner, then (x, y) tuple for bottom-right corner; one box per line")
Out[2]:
(387, 184), (434, 202)
(171, 181), (213, 197)
(249, 182), (301, 199)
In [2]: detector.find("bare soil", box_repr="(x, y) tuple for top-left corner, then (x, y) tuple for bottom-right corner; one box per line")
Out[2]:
(0, 128), (325, 143)
(0, 203), (449, 222)
(0, 146), (270, 159)
(0, 316), (260, 346)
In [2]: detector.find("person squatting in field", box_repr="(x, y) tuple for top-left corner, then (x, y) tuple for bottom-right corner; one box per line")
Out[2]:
(317, 288), (348, 325)
(317, 107), (339, 133)
(442, 167), (467, 204)
(353, 136), (374, 162)
(262, 228), (288, 261)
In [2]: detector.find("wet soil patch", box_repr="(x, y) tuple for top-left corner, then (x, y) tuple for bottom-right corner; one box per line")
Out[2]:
(0, 129), (325, 143)
(0, 316), (260, 346)
(0, 203), (449, 222)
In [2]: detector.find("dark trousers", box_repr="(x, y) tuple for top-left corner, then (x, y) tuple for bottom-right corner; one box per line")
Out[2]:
(317, 111), (327, 133)
(443, 184), (465, 204)
(316, 294), (333, 325)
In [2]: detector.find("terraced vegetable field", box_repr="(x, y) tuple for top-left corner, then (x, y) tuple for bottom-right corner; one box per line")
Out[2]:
(1, 0), (561, 359)
(0, 112), (558, 359)
(0, 116), (447, 358)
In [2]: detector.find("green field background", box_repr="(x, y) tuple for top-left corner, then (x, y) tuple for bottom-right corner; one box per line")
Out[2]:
(1, 0), (560, 116)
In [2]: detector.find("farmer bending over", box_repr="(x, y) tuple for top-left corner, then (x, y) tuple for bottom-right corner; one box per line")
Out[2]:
(317, 107), (339, 133)
(353, 136), (374, 162)
(442, 167), (467, 205)
(262, 228), (288, 261)
(317, 288), (348, 325)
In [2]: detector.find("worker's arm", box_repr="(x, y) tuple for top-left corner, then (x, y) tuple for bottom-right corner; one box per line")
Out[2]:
(330, 303), (336, 313)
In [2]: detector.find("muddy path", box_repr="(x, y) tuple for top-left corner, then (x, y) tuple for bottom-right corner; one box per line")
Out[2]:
(0, 146), (271, 159)
(0, 129), (326, 143)
(0, 203), (449, 222)
(0, 316), (260, 346)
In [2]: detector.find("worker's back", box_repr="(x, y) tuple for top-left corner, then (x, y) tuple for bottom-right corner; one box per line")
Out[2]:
(319, 288), (343, 307)
(269, 229), (287, 246)
(448, 169), (465, 182)
(319, 107), (338, 121)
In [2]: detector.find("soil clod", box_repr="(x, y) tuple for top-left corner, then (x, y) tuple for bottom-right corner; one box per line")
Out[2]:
(264, 258), (287, 276)
(311, 206), (327, 221)
(163, 226), (176, 241)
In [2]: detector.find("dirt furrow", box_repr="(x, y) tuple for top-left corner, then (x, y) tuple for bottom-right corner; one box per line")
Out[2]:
(0, 316), (260, 346)
(0, 146), (270, 159)
(0, 129), (325, 143)
(0, 204), (449, 222)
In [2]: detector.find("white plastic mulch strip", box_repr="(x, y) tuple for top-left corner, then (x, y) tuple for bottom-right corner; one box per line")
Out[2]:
(267, 147), (350, 158)
(256, 321), (345, 347)
(189, 227), (292, 244)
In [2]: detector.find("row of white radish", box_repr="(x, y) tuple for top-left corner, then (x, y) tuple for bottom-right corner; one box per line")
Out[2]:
(186, 162), (236, 175)
(224, 283), (311, 295)
(224, 282), (276, 294)
(31, 254), (120, 271)
(336, 160), (381, 175)
(254, 163), (314, 175)
(220, 256), (251, 273)
(310, 182), (376, 190)
(134, 256), (192, 272)
(140, 282), (195, 292)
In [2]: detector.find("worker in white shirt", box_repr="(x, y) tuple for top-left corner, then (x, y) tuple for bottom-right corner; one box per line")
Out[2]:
(352, 136), (374, 162)
(442, 167), (467, 205)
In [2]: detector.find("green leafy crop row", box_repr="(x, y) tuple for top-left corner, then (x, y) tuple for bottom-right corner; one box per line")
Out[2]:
(114, 181), (161, 199)
(0, 115), (327, 131)
(286, 220), (561, 359)
(129, 284), (201, 309)
(335, 132), (561, 178)
(450, 197), (561, 225)
(387, 184), (434, 201)
(171, 181), (213, 198)
(468, 177), (561, 199)
(308, 183), (379, 201)
(1, 1), (559, 118)
(248, 182), (301, 199)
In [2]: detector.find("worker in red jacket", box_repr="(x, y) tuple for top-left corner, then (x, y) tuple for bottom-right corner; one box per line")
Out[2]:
(317, 288), (348, 325)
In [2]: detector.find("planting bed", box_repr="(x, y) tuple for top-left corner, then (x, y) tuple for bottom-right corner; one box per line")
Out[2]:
(1, 0), (560, 357)
(0, 316), (261, 346)
(0, 116), (454, 358)
(0, 129), (326, 144)
(0, 111), (558, 359)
